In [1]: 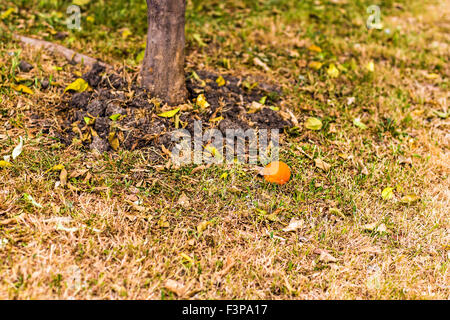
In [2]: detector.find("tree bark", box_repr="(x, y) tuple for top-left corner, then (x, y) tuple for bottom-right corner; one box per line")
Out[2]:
(141, 0), (188, 105)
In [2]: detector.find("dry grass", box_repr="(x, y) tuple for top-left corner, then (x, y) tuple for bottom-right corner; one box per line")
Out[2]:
(0, 0), (449, 299)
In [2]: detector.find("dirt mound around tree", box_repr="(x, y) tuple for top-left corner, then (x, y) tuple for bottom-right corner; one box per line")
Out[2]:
(52, 63), (292, 154)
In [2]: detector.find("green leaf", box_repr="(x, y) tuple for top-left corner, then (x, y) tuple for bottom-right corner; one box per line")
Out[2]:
(259, 96), (267, 105)
(304, 117), (323, 131)
(64, 78), (89, 94)
(84, 117), (93, 125)
(136, 50), (145, 63)
(109, 114), (122, 121)
(23, 193), (43, 208)
(192, 33), (207, 47)
(353, 118), (368, 130)
(158, 108), (181, 118)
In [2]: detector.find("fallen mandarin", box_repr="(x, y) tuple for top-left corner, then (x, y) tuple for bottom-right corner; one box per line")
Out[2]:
(263, 161), (291, 185)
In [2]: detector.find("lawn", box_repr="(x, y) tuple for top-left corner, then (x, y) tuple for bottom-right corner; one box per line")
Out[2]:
(0, 0), (448, 299)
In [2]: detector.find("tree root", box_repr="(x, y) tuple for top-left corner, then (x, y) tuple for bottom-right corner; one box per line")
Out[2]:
(13, 34), (112, 69)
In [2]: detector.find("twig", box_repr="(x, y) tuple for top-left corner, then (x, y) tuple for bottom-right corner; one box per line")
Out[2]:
(13, 34), (112, 69)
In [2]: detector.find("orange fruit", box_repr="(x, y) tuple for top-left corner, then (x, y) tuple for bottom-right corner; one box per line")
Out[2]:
(263, 161), (291, 185)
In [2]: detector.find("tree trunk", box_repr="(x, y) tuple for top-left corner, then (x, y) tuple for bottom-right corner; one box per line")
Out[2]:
(141, 0), (188, 105)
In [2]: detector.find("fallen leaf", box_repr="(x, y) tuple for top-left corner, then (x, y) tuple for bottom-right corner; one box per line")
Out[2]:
(47, 164), (65, 173)
(424, 72), (439, 80)
(347, 97), (356, 105)
(12, 136), (24, 160)
(158, 107), (180, 118)
(192, 33), (206, 47)
(60, 168), (68, 187)
(73, 0), (90, 5)
(353, 118), (368, 130)
(363, 222), (387, 233)
(282, 218), (304, 232)
(197, 220), (211, 234)
(56, 223), (78, 232)
(191, 71), (206, 87)
(308, 61), (323, 70)
(308, 44), (322, 53)
(121, 28), (132, 40)
(23, 193), (43, 208)
(400, 194), (420, 204)
(366, 61), (375, 72)
(0, 160), (12, 168)
(247, 101), (264, 114)
(158, 217), (169, 228)
(194, 94), (210, 109)
(177, 193), (190, 209)
(314, 249), (337, 263)
(327, 63), (339, 78)
(304, 117), (323, 130)
(180, 253), (194, 264)
(11, 84), (33, 95)
(64, 78), (89, 94)
(381, 187), (394, 200)
(216, 76), (226, 87)
(1, 7), (16, 19)
(253, 57), (270, 71)
(329, 208), (345, 218)
(108, 131), (119, 151)
(164, 279), (187, 297)
(315, 158), (331, 171)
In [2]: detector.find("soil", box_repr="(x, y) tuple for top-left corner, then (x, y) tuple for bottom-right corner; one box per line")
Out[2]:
(52, 63), (292, 154)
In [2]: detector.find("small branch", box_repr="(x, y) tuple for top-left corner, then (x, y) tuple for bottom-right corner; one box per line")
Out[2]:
(13, 34), (111, 69)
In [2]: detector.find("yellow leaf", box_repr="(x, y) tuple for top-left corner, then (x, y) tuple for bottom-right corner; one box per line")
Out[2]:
(11, 84), (33, 95)
(52, 164), (65, 171)
(86, 15), (95, 23)
(400, 194), (420, 204)
(73, 0), (90, 5)
(158, 217), (169, 228)
(216, 76), (226, 87)
(304, 117), (323, 130)
(220, 172), (228, 179)
(381, 187), (394, 200)
(64, 78), (89, 94)
(308, 61), (322, 70)
(0, 160), (12, 168)
(191, 71), (206, 87)
(180, 253), (194, 264)
(194, 94), (210, 109)
(1, 8), (16, 20)
(327, 63), (339, 78)
(209, 116), (224, 123)
(46, 164), (64, 174)
(121, 28), (132, 40)
(108, 131), (119, 151)
(308, 44), (322, 53)
(366, 61), (375, 72)
(424, 73), (439, 80)
(158, 107), (180, 118)
(197, 220), (211, 234)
